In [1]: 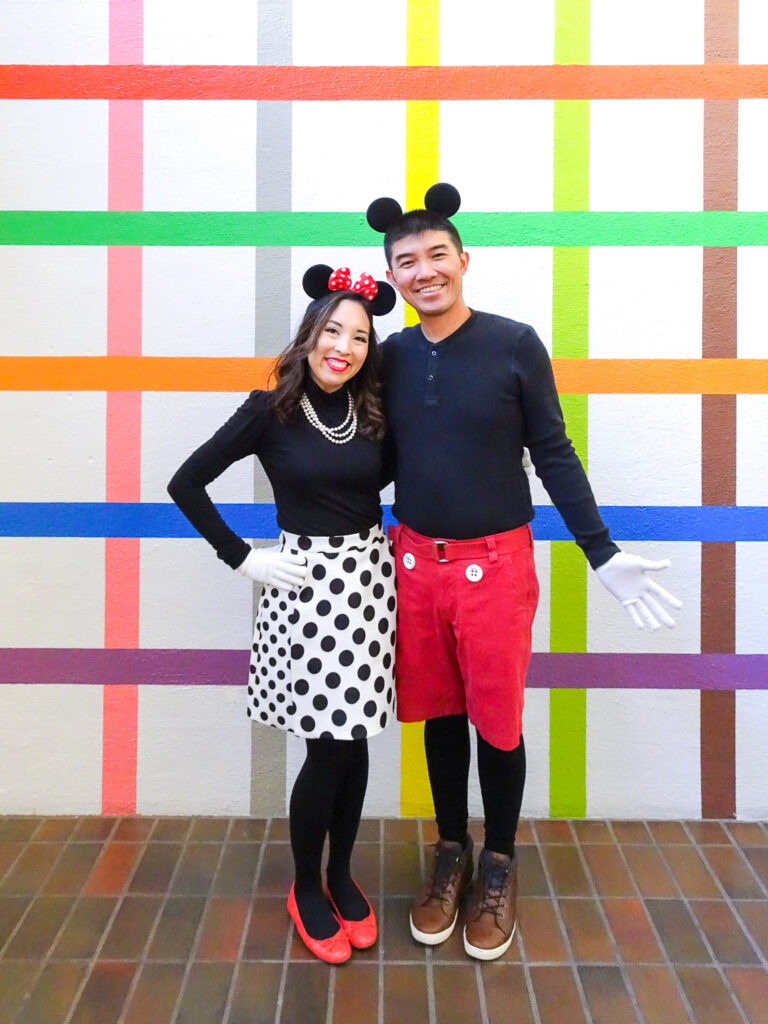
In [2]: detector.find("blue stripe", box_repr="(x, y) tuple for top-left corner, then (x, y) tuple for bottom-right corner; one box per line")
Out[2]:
(1, 503), (768, 541)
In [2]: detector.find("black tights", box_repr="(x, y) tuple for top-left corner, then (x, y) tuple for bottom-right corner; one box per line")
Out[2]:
(424, 713), (526, 858)
(289, 737), (369, 939)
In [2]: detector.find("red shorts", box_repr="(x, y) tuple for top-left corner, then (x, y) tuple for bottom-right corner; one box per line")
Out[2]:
(390, 522), (539, 750)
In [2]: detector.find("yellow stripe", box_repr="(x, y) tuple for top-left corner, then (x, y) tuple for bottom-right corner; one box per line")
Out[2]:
(401, 0), (440, 816)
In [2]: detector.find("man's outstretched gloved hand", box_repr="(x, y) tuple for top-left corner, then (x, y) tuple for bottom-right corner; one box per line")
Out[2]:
(237, 545), (308, 591)
(595, 552), (682, 630)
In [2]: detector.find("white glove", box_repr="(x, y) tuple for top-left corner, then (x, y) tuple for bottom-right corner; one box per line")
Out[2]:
(236, 545), (307, 591)
(595, 552), (682, 630)
(522, 447), (534, 478)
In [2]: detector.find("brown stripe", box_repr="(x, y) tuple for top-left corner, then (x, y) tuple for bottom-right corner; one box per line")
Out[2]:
(701, 692), (736, 817)
(701, 395), (736, 504)
(701, 0), (738, 819)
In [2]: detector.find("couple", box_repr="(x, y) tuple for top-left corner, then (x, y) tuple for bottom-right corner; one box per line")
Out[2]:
(169, 184), (681, 965)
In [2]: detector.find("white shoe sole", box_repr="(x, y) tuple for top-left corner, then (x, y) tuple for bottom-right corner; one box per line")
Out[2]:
(410, 911), (458, 946)
(462, 920), (516, 961)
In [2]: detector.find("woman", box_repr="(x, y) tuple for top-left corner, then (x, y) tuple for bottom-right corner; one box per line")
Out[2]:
(168, 264), (397, 964)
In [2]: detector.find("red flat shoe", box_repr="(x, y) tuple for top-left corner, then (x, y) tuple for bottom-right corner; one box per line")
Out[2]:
(287, 885), (351, 964)
(327, 882), (378, 949)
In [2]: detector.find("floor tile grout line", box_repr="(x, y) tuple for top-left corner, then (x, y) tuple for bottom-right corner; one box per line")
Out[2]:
(221, 816), (272, 1024)
(325, 958), (337, 1024)
(512, 909), (543, 1024)
(418, 819), (438, 1024)
(567, 820), (645, 1024)
(273, 824), (295, 1023)
(606, 819), (699, 1024)
(678, 821), (768, 972)
(0, 814), (79, 957)
(649, 829), (751, 1024)
(677, 820), (768, 1023)
(530, 820), (594, 1024)
(4, 814), (97, 1023)
(114, 815), (195, 1024)
(473, 961), (490, 1024)
(61, 816), (154, 1024)
(377, 817), (385, 1024)
(165, 816), (234, 1024)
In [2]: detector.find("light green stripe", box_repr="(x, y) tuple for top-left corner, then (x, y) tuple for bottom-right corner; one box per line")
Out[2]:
(552, 248), (589, 357)
(553, 103), (590, 212)
(2, 211), (768, 247)
(549, 689), (587, 817)
(550, 0), (590, 819)
(555, 0), (591, 64)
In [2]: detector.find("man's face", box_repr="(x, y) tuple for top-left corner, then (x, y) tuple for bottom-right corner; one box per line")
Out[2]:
(386, 229), (469, 319)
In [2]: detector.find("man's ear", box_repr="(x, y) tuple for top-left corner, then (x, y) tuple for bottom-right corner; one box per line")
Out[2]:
(460, 250), (469, 275)
(386, 268), (399, 292)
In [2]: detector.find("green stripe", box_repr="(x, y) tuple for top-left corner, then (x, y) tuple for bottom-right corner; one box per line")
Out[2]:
(550, 0), (590, 819)
(2, 211), (768, 247)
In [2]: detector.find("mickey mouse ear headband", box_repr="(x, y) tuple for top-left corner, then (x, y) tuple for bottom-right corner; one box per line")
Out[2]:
(366, 182), (461, 233)
(302, 264), (396, 317)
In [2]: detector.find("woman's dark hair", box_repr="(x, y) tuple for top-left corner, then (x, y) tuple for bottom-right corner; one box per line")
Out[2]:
(269, 291), (385, 441)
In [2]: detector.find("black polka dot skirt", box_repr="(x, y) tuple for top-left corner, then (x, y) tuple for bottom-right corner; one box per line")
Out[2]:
(247, 524), (397, 740)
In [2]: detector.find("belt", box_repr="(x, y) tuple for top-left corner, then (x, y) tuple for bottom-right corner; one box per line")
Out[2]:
(391, 523), (531, 563)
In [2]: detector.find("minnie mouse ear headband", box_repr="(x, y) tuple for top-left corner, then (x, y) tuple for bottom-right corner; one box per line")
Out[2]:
(302, 264), (396, 317)
(366, 182), (461, 233)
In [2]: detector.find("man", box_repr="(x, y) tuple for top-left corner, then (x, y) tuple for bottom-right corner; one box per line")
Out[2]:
(368, 184), (681, 961)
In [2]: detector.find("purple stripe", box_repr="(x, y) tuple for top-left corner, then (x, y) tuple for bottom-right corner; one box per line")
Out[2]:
(0, 649), (766, 690)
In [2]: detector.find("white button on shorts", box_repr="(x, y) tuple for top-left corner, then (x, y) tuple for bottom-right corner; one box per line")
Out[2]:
(403, 552), (416, 570)
(465, 564), (483, 582)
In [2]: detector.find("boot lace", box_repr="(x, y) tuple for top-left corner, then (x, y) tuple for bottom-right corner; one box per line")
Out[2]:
(476, 859), (510, 916)
(427, 846), (465, 904)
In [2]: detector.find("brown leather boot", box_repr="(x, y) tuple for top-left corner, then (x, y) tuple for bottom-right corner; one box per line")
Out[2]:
(463, 848), (517, 960)
(410, 836), (474, 945)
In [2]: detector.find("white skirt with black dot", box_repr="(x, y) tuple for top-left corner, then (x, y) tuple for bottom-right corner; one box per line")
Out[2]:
(247, 524), (396, 741)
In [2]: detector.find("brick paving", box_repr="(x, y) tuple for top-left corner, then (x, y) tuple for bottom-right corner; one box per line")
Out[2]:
(0, 816), (766, 1023)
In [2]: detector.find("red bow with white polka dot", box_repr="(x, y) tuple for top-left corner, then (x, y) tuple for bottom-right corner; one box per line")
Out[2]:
(327, 267), (379, 301)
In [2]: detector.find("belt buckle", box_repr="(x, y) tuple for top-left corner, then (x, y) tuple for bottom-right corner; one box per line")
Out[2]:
(433, 539), (449, 563)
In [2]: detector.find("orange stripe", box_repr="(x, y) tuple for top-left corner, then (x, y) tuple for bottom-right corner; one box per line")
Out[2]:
(2, 356), (766, 394)
(2, 64), (767, 100)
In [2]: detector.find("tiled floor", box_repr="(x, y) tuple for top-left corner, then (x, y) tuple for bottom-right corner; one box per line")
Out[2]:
(1, 817), (767, 1024)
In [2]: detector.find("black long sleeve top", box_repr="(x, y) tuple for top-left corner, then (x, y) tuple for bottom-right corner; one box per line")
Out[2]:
(381, 310), (619, 569)
(167, 378), (384, 569)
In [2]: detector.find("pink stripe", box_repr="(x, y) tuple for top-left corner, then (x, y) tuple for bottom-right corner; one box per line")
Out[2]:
(106, 392), (141, 500)
(109, 0), (143, 63)
(108, 103), (143, 209)
(101, 684), (138, 814)
(104, 540), (141, 649)
(104, 0), (144, 814)
(107, 248), (143, 354)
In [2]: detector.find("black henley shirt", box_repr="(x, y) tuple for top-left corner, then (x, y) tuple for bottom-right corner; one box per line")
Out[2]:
(381, 310), (619, 569)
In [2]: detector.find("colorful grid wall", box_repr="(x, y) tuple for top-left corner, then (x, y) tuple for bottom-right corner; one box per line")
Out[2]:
(1, 0), (767, 819)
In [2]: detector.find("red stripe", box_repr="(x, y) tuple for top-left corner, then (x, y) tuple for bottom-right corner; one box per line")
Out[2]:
(2, 63), (767, 100)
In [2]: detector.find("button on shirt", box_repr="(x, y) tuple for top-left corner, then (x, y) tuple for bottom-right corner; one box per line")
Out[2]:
(381, 310), (618, 569)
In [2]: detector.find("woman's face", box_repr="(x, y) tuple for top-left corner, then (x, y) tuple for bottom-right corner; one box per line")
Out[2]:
(307, 298), (371, 393)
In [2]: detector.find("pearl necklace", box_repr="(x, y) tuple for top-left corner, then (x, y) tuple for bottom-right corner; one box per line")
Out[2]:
(300, 389), (358, 444)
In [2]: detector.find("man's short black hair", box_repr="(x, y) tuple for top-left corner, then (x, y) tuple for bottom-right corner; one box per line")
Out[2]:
(384, 210), (464, 267)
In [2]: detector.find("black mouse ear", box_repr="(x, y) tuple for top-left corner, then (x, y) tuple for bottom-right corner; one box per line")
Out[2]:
(366, 196), (403, 233)
(370, 281), (396, 317)
(302, 264), (333, 299)
(424, 182), (461, 218)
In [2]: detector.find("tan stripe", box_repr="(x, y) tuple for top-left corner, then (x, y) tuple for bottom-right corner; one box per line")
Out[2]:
(701, 0), (738, 819)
